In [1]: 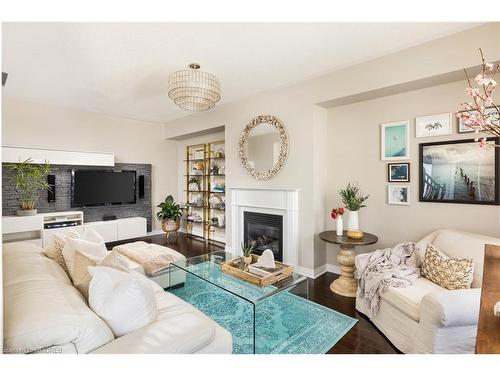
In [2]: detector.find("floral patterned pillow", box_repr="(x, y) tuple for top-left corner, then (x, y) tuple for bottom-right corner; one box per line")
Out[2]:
(42, 230), (80, 277)
(421, 244), (474, 290)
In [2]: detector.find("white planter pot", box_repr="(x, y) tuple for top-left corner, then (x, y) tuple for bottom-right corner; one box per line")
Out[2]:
(347, 210), (359, 230)
(336, 216), (343, 236)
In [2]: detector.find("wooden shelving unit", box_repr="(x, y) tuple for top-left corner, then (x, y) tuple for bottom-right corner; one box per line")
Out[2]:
(183, 140), (225, 244)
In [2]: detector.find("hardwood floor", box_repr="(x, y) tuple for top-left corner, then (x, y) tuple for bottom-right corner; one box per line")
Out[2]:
(106, 232), (398, 354)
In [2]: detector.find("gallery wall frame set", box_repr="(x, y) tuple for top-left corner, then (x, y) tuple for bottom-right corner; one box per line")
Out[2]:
(388, 163), (410, 182)
(419, 137), (499, 205)
(387, 184), (411, 205)
(457, 107), (499, 133)
(381, 121), (410, 160)
(415, 112), (452, 138)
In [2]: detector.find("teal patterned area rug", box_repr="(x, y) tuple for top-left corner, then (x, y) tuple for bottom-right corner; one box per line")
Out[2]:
(170, 263), (357, 354)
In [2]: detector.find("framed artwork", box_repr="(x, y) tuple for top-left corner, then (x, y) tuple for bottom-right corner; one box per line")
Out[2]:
(419, 138), (499, 205)
(458, 107), (499, 133)
(415, 113), (452, 138)
(388, 163), (410, 182)
(388, 184), (410, 205)
(381, 121), (410, 160)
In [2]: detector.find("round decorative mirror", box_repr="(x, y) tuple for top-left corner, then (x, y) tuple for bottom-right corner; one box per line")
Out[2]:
(238, 115), (289, 180)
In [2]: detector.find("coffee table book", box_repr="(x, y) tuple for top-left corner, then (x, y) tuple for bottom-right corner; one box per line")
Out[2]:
(221, 255), (294, 286)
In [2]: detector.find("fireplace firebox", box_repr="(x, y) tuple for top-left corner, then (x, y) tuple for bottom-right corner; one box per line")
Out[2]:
(243, 211), (283, 262)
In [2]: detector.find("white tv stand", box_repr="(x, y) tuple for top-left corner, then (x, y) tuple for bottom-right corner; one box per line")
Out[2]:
(2, 211), (147, 246)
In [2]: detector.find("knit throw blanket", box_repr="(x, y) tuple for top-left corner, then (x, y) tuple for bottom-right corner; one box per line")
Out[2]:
(355, 242), (419, 318)
(113, 241), (184, 276)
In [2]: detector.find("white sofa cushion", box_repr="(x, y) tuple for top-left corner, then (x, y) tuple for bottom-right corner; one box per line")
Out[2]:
(63, 228), (107, 279)
(3, 243), (114, 354)
(92, 287), (220, 354)
(382, 277), (446, 322)
(42, 230), (80, 276)
(88, 266), (157, 337)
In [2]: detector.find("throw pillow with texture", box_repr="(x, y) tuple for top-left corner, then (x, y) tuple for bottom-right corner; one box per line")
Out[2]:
(88, 266), (157, 337)
(62, 227), (107, 279)
(421, 244), (474, 290)
(42, 230), (81, 276)
(72, 250), (130, 300)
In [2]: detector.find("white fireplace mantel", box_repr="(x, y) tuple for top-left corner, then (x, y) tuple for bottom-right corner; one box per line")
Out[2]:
(230, 187), (299, 266)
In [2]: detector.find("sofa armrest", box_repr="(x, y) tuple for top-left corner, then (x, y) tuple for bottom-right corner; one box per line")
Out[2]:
(420, 288), (481, 328)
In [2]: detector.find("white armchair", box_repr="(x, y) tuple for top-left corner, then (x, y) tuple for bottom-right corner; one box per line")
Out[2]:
(355, 229), (500, 354)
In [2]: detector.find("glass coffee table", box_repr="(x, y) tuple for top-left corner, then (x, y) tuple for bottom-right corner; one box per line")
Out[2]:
(167, 250), (308, 353)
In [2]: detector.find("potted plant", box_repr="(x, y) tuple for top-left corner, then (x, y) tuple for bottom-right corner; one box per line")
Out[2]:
(339, 182), (369, 236)
(6, 158), (52, 216)
(241, 242), (254, 268)
(157, 195), (183, 240)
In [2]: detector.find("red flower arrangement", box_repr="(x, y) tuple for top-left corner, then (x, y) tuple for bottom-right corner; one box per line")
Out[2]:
(331, 207), (345, 220)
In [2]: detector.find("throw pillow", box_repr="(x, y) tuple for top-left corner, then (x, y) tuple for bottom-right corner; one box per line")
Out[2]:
(62, 228), (107, 279)
(42, 230), (81, 276)
(88, 266), (157, 337)
(72, 250), (130, 300)
(420, 244), (474, 290)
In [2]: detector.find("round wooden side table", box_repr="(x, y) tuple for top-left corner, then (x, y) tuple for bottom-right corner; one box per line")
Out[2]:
(319, 230), (378, 298)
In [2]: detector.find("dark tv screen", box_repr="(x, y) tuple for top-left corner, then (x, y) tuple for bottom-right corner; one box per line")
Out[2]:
(71, 170), (136, 207)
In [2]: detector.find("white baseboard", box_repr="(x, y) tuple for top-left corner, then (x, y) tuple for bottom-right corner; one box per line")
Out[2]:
(295, 263), (341, 279)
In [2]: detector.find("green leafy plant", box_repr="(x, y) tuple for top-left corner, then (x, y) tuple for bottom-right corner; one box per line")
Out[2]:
(339, 182), (369, 211)
(241, 242), (254, 257)
(156, 195), (182, 222)
(6, 158), (52, 210)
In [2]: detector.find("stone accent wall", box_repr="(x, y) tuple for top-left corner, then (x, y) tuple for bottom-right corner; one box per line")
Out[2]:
(2, 163), (152, 232)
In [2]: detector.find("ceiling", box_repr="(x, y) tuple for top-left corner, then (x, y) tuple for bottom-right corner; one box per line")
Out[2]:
(2, 22), (480, 124)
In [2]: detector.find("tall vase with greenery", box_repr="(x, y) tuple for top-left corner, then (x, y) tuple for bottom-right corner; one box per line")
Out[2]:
(339, 182), (369, 231)
(6, 158), (52, 216)
(157, 195), (183, 241)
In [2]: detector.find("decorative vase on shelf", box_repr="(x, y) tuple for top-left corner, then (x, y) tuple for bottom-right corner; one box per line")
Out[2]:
(336, 216), (343, 236)
(347, 210), (359, 230)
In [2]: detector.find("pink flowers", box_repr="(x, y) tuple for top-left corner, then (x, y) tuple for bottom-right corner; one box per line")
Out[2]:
(457, 49), (500, 144)
(331, 207), (345, 220)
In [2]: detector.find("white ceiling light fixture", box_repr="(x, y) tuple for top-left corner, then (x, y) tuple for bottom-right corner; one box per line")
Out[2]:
(168, 63), (221, 111)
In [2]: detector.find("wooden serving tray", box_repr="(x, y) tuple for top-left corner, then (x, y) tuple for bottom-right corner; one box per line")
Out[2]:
(221, 254), (294, 286)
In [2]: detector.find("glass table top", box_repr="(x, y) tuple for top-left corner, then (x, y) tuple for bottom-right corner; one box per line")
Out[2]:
(170, 250), (307, 304)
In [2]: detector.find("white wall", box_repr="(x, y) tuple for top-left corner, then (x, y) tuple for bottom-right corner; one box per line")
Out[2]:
(2, 97), (178, 231)
(326, 80), (500, 264)
(163, 23), (500, 271)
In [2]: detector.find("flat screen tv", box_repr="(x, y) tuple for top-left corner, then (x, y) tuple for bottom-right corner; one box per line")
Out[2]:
(71, 170), (137, 207)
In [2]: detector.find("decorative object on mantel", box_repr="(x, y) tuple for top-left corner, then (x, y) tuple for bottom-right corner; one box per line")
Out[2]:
(339, 182), (369, 239)
(241, 242), (254, 269)
(456, 49), (499, 145)
(157, 195), (183, 243)
(221, 253), (294, 286)
(238, 115), (289, 180)
(331, 207), (345, 236)
(319, 230), (378, 297)
(167, 63), (221, 111)
(6, 158), (52, 216)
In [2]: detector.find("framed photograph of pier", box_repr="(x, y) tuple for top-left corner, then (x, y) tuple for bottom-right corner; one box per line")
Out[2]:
(415, 113), (452, 138)
(381, 121), (410, 160)
(419, 138), (499, 205)
(388, 163), (410, 182)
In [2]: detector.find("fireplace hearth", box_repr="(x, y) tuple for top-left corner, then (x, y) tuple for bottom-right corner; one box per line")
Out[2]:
(243, 211), (283, 262)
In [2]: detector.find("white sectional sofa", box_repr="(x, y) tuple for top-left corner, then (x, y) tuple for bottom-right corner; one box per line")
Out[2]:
(3, 242), (232, 354)
(356, 229), (500, 354)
